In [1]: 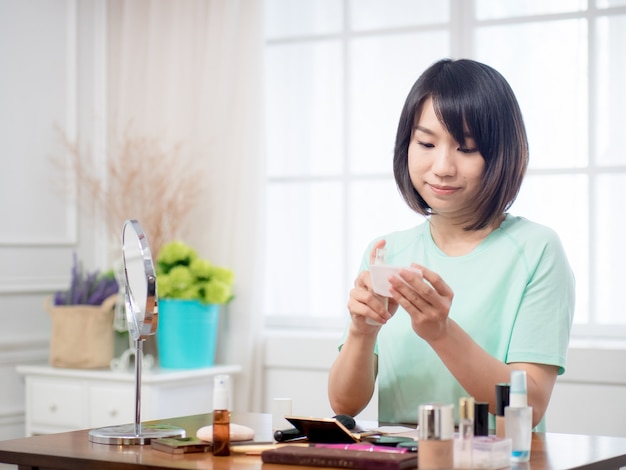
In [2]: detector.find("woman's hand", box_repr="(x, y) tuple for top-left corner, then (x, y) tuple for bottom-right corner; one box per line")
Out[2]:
(388, 264), (454, 342)
(348, 240), (399, 331)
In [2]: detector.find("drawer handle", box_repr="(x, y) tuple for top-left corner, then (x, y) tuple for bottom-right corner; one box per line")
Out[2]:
(109, 410), (118, 418)
(49, 404), (57, 413)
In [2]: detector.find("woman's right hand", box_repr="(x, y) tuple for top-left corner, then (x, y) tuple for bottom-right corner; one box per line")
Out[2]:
(347, 240), (398, 331)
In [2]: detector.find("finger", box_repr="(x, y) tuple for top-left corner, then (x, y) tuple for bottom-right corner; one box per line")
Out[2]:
(386, 297), (400, 315)
(390, 280), (430, 313)
(388, 268), (428, 300)
(348, 287), (391, 324)
(398, 265), (453, 318)
(355, 270), (373, 292)
(414, 264), (454, 299)
(388, 269), (439, 316)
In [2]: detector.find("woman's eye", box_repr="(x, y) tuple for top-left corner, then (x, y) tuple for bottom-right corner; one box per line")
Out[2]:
(418, 141), (434, 149)
(458, 146), (479, 154)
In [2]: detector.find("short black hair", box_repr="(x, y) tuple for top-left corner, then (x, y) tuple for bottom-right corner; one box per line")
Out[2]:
(393, 58), (528, 230)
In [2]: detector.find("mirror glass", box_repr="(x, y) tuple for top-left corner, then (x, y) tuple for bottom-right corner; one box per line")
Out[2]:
(122, 220), (158, 341)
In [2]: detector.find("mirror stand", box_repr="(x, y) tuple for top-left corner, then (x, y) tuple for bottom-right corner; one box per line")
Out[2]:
(88, 339), (183, 445)
(88, 220), (185, 445)
(132, 337), (144, 436)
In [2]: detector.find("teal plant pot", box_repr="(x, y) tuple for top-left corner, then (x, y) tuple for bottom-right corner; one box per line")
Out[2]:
(157, 299), (220, 369)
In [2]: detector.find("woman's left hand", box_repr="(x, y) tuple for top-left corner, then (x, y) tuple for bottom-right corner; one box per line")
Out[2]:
(388, 264), (454, 342)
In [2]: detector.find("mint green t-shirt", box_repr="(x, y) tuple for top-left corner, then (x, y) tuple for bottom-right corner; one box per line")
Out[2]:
(354, 214), (575, 428)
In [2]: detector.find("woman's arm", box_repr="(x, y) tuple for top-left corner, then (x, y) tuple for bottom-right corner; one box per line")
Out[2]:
(328, 326), (378, 417)
(389, 265), (558, 427)
(429, 319), (558, 426)
(329, 240), (397, 416)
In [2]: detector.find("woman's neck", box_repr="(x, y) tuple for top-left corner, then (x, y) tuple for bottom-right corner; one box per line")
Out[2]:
(429, 214), (505, 256)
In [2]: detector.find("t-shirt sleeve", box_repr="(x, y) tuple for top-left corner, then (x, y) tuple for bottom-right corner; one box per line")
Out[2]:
(506, 230), (575, 374)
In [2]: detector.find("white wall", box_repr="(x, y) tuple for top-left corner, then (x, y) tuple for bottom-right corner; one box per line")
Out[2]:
(544, 340), (626, 437)
(0, 0), (106, 440)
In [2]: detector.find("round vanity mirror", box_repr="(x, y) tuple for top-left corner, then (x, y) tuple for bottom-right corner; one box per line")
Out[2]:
(88, 220), (185, 445)
(122, 220), (158, 341)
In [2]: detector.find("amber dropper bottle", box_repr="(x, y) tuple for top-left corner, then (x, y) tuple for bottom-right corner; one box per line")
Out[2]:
(212, 374), (231, 456)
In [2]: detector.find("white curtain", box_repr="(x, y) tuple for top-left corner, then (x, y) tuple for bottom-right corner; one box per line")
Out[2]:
(107, 0), (265, 412)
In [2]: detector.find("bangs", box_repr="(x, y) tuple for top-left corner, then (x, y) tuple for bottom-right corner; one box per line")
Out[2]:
(431, 92), (475, 148)
(428, 63), (496, 156)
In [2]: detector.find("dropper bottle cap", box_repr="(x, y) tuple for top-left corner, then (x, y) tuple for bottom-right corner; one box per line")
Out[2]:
(213, 374), (230, 410)
(509, 370), (528, 408)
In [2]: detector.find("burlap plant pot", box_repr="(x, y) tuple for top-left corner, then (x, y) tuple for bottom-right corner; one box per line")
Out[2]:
(44, 294), (118, 369)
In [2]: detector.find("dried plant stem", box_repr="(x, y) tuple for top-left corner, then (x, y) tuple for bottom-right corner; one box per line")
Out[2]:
(56, 126), (204, 256)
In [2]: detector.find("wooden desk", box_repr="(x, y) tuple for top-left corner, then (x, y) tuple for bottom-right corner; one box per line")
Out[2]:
(0, 413), (625, 469)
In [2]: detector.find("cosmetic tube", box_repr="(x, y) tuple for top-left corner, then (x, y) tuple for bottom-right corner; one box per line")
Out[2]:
(212, 374), (231, 456)
(505, 370), (532, 462)
(418, 403), (454, 470)
(454, 397), (474, 469)
(495, 383), (510, 438)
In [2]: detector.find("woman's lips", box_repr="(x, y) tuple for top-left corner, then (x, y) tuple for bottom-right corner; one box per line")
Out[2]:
(428, 183), (460, 196)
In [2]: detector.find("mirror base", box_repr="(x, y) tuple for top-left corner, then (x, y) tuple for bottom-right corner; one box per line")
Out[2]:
(88, 423), (185, 445)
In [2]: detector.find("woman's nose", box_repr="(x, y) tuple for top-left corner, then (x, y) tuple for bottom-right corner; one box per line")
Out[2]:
(431, 147), (456, 177)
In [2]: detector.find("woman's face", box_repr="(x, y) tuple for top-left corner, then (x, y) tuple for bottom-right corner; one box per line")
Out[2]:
(408, 97), (485, 220)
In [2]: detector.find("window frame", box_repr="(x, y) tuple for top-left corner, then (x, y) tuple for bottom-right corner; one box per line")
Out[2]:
(263, 0), (626, 338)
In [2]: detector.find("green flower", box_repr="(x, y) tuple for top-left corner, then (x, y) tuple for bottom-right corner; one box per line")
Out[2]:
(167, 266), (195, 293)
(157, 241), (198, 273)
(156, 241), (234, 305)
(200, 280), (233, 305)
(211, 266), (235, 286)
(189, 258), (212, 280)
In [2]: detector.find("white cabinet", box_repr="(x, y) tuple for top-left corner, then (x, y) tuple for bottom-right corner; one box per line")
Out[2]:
(17, 364), (241, 436)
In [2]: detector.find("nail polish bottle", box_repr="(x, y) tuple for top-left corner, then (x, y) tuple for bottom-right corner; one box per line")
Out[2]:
(212, 374), (231, 456)
(495, 383), (510, 438)
(505, 370), (532, 462)
(418, 403), (454, 470)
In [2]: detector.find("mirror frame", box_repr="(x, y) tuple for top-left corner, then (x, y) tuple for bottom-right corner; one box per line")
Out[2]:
(122, 219), (158, 340)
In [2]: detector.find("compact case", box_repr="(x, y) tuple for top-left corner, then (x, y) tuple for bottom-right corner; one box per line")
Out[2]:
(283, 416), (367, 443)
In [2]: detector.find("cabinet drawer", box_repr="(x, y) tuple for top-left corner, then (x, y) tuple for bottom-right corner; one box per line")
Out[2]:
(88, 385), (134, 427)
(30, 380), (84, 428)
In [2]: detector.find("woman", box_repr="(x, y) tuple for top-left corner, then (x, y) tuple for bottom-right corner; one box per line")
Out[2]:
(328, 58), (575, 429)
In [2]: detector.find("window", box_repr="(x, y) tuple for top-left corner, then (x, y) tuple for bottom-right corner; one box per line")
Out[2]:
(263, 0), (626, 337)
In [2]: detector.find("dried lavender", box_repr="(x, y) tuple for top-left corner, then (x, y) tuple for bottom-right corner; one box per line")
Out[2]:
(53, 253), (119, 306)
